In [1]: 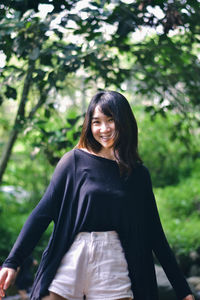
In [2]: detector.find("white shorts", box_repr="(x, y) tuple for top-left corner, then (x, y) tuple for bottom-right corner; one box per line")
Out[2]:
(49, 231), (133, 300)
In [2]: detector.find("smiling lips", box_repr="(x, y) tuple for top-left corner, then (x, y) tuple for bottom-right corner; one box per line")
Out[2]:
(100, 135), (113, 141)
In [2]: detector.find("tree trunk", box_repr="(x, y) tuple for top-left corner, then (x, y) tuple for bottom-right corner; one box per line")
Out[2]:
(0, 61), (35, 185)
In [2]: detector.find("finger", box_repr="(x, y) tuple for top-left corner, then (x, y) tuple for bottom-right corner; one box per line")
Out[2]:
(0, 285), (5, 298)
(3, 270), (15, 290)
(0, 270), (7, 289)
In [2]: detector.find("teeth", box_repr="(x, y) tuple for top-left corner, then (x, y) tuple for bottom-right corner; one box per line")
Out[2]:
(101, 136), (112, 141)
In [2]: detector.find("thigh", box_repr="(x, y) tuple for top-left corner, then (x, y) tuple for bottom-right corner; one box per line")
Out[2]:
(42, 291), (68, 300)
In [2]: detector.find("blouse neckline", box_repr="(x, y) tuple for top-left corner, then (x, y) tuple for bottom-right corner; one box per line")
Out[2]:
(76, 148), (118, 164)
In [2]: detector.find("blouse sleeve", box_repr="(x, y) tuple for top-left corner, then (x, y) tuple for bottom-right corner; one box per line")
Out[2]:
(145, 167), (192, 300)
(2, 151), (74, 270)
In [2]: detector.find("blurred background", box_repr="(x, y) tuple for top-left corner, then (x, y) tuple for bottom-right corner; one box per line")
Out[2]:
(0, 0), (200, 298)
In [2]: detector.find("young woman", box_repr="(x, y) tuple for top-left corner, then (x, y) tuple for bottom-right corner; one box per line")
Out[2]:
(0, 91), (194, 300)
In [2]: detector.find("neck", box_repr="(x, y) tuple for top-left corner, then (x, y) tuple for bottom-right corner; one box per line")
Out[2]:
(98, 148), (116, 160)
(80, 147), (117, 161)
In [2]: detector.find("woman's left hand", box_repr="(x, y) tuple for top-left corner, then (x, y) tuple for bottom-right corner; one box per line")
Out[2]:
(183, 295), (195, 300)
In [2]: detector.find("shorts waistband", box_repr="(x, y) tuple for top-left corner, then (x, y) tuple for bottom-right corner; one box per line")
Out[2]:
(74, 231), (119, 242)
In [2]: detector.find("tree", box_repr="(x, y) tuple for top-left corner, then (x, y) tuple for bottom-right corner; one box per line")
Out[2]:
(0, 5), (81, 183)
(75, 0), (200, 110)
(0, 1), (126, 183)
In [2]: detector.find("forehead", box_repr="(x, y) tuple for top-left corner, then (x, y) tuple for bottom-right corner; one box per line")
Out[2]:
(92, 105), (111, 118)
(92, 106), (104, 118)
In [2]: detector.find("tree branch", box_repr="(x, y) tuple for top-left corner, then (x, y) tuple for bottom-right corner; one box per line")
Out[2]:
(0, 60), (35, 185)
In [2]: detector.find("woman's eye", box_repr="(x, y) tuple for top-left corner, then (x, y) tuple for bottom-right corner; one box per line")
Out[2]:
(108, 118), (114, 122)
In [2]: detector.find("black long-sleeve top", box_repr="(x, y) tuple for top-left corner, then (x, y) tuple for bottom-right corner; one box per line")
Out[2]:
(3, 149), (192, 300)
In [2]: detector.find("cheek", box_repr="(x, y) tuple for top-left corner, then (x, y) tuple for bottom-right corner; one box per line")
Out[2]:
(111, 124), (116, 134)
(91, 126), (98, 137)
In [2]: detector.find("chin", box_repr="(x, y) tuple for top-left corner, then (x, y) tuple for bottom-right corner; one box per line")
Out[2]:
(102, 143), (114, 149)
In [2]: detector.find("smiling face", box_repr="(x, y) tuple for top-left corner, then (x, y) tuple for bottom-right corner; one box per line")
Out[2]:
(91, 105), (116, 150)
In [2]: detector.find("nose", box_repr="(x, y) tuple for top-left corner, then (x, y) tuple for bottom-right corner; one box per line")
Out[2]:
(100, 122), (110, 132)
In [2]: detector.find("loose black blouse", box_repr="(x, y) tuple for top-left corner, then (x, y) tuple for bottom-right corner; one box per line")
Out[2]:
(3, 149), (192, 300)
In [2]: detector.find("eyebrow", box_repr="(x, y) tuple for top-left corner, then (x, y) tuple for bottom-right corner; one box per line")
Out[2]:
(91, 117), (99, 119)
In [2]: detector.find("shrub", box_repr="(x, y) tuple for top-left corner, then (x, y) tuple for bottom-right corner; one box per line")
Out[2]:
(154, 159), (200, 257)
(136, 108), (199, 187)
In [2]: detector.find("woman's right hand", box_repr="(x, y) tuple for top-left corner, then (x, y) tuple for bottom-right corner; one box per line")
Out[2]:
(0, 267), (17, 296)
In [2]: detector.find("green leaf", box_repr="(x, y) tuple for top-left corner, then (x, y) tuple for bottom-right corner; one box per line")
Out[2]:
(33, 69), (46, 82)
(45, 109), (51, 118)
(0, 95), (3, 105)
(29, 47), (40, 60)
(67, 115), (81, 126)
(5, 86), (17, 100)
(40, 53), (52, 66)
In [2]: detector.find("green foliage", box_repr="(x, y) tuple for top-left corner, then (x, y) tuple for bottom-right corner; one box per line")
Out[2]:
(3, 149), (54, 204)
(0, 189), (53, 263)
(0, 190), (29, 262)
(155, 159), (200, 256)
(24, 106), (83, 166)
(137, 107), (199, 187)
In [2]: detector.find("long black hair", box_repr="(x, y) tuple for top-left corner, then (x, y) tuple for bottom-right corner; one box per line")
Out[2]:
(77, 91), (142, 175)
